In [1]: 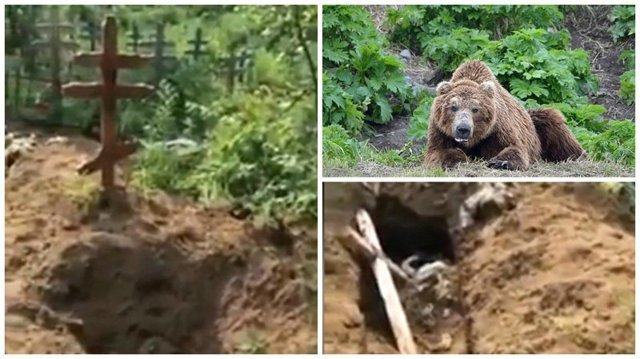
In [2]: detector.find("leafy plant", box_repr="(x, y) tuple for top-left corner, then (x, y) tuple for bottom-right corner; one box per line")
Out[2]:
(407, 95), (433, 141)
(620, 70), (635, 106)
(609, 6), (635, 43)
(574, 120), (635, 166)
(480, 28), (598, 104)
(187, 90), (316, 223)
(619, 50), (635, 105)
(388, 5), (563, 53)
(423, 28), (493, 73)
(323, 6), (410, 130)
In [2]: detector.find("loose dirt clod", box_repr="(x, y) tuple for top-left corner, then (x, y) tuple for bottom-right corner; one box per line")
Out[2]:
(5, 132), (317, 354)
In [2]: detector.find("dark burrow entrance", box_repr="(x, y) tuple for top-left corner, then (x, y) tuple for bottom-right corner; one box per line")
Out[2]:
(355, 194), (463, 352)
(36, 232), (247, 354)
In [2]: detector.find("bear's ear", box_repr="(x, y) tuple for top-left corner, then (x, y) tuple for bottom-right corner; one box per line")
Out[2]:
(436, 81), (453, 96)
(480, 81), (496, 97)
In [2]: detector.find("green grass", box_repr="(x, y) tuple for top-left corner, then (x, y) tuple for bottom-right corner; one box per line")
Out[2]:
(323, 124), (420, 168)
(324, 159), (634, 178)
(235, 329), (268, 354)
(59, 175), (101, 211)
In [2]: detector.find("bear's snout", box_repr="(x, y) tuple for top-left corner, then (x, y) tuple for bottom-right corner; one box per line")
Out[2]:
(455, 124), (471, 138)
(453, 113), (473, 142)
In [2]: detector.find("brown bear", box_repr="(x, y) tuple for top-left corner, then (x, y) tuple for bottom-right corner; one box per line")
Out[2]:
(424, 60), (585, 170)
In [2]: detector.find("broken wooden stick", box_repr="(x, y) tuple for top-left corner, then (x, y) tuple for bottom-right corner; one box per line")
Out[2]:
(354, 209), (417, 354)
(347, 227), (413, 283)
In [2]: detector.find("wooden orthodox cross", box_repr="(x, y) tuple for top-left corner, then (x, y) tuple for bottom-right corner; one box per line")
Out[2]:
(62, 16), (154, 191)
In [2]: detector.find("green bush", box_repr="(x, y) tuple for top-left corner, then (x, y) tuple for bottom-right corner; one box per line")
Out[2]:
(407, 95), (433, 141)
(188, 92), (316, 222)
(574, 120), (635, 166)
(388, 5), (563, 53)
(620, 70), (635, 106)
(609, 5), (635, 42)
(619, 50), (635, 105)
(423, 28), (494, 73)
(323, 6), (411, 132)
(480, 28), (598, 104)
(124, 5), (317, 223)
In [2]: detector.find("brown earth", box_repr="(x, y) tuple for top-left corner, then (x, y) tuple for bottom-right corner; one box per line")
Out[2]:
(565, 6), (635, 121)
(5, 131), (317, 354)
(323, 183), (634, 353)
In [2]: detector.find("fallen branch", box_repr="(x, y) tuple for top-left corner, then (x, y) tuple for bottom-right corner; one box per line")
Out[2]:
(347, 227), (413, 283)
(354, 209), (417, 354)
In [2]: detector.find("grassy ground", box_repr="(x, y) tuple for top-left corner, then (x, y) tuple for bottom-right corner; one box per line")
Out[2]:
(324, 159), (634, 178)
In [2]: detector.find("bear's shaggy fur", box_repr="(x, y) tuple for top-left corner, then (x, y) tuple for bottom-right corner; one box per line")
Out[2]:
(424, 61), (585, 170)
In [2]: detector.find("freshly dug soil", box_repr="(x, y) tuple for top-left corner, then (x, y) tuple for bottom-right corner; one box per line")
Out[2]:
(5, 131), (317, 354)
(323, 183), (634, 353)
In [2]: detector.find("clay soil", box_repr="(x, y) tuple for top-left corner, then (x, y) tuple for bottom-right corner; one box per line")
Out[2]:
(5, 129), (317, 354)
(323, 183), (634, 354)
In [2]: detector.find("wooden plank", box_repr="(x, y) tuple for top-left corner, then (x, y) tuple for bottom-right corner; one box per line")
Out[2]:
(117, 54), (154, 68)
(62, 82), (102, 98)
(115, 84), (154, 98)
(347, 227), (414, 283)
(77, 142), (137, 175)
(73, 53), (154, 68)
(31, 40), (78, 49)
(355, 209), (418, 354)
(36, 23), (74, 30)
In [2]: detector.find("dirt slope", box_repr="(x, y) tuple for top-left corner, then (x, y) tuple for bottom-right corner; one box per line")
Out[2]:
(323, 183), (634, 353)
(5, 132), (317, 354)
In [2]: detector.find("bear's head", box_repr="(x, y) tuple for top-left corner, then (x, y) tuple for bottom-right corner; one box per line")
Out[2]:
(432, 79), (497, 146)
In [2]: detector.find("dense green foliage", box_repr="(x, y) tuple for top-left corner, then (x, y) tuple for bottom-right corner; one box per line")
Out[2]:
(385, 5), (635, 167)
(323, 6), (411, 133)
(387, 5), (563, 55)
(407, 95), (432, 141)
(609, 5), (635, 43)
(619, 50), (635, 106)
(323, 5), (635, 169)
(6, 5), (317, 222)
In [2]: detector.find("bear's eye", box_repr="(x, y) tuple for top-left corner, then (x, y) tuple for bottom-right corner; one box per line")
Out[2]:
(450, 105), (458, 112)
(472, 108), (479, 113)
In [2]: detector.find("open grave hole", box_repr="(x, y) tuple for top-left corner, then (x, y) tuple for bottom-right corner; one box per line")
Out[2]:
(35, 232), (247, 354)
(350, 183), (515, 353)
(355, 193), (469, 353)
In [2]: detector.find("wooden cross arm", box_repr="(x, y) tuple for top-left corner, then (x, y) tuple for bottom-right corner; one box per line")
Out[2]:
(31, 40), (79, 50)
(139, 41), (176, 47)
(73, 52), (154, 69)
(35, 23), (74, 30)
(78, 141), (138, 175)
(62, 82), (154, 99)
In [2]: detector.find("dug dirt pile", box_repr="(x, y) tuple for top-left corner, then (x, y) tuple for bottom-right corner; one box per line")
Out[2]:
(323, 183), (634, 354)
(5, 132), (317, 354)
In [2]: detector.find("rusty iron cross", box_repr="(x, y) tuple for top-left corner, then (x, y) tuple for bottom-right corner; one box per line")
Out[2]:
(62, 16), (154, 191)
